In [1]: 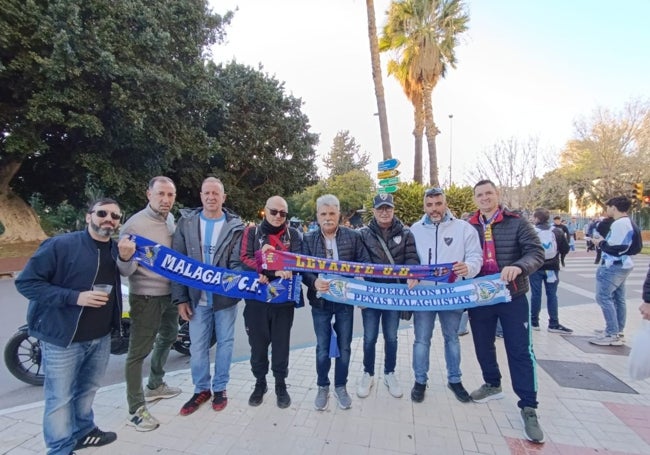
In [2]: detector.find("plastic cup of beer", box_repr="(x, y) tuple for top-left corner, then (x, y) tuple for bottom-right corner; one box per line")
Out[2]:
(92, 284), (113, 295)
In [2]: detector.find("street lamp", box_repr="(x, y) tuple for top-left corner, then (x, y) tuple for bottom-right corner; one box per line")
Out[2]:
(448, 114), (453, 185)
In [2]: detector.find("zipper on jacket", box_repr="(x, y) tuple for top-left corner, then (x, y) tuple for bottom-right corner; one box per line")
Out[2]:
(66, 247), (100, 347)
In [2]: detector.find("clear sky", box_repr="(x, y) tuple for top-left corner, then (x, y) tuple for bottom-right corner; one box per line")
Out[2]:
(209, 0), (650, 186)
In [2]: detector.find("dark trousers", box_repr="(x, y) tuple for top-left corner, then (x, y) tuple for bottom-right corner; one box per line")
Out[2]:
(243, 300), (294, 381)
(468, 293), (539, 409)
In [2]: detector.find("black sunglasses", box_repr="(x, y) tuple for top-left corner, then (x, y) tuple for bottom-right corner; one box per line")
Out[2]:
(92, 210), (122, 220)
(266, 208), (288, 218)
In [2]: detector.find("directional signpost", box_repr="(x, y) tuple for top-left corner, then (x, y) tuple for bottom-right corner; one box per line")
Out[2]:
(377, 158), (401, 194)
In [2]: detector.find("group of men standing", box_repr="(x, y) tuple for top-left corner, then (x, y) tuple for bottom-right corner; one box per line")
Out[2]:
(25, 176), (647, 454)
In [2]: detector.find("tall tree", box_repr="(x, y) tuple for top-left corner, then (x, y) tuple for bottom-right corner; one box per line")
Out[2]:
(559, 99), (650, 210)
(0, 0), (232, 240)
(366, 0), (392, 161)
(380, 0), (469, 185)
(323, 130), (370, 177)
(199, 62), (319, 220)
(467, 136), (546, 210)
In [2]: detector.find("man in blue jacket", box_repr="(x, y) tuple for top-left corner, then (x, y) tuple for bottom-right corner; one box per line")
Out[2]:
(16, 198), (124, 455)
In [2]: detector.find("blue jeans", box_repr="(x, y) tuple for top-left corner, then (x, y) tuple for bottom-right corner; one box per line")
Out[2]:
(595, 264), (632, 335)
(529, 269), (560, 327)
(189, 303), (238, 392)
(361, 308), (399, 375)
(312, 302), (353, 387)
(41, 334), (111, 455)
(412, 310), (463, 384)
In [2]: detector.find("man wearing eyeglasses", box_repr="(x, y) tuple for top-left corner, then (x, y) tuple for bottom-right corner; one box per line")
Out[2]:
(116, 176), (180, 432)
(409, 188), (483, 405)
(16, 198), (124, 454)
(302, 194), (371, 411)
(172, 177), (245, 415)
(239, 196), (303, 409)
(357, 193), (419, 400)
(467, 180), (545, 444)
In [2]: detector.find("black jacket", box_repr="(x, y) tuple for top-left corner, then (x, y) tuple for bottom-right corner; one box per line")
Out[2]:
(468, 207), (544, 297)
(302, 226), (371, 307)
(358, 217), (420, 283)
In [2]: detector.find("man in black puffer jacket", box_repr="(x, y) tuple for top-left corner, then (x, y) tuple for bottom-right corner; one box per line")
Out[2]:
(467, 180), (545, 444)
(356, 193), (419, 400)
(302, 194), (371, 412)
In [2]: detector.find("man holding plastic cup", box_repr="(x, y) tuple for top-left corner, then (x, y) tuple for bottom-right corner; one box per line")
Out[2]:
(16, 198), (124, 454)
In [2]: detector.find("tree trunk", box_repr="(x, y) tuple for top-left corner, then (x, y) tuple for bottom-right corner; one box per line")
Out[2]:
(366, 0), (392, 161)
(0, 158), (47, 243)
(423, 84), (440, 187)
(412, 99), (425, 184)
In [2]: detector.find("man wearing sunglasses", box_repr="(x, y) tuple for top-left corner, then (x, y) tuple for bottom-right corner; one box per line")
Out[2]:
(172, 177), (245, 415)
(409, 188), (482, 405)
(302, 194), (371, 411)
(239, 196), (303, 409)
(16, 198), (124, 454)
(117, 176), (180, 432)
(356, 193), (419, 400)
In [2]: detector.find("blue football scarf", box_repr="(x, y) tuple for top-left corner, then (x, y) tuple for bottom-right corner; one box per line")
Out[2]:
(130, 235), (302, 304)
(317, 273), (510, 311)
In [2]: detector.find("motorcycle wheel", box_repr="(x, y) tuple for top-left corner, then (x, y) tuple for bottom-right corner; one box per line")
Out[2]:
(4, 328), (45, 386)
(173, 319), (216, 356)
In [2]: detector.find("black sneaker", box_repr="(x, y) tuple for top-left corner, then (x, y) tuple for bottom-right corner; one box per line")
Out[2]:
(548, 324), (573, 334)
(74, 427), (117, 450)
(411, 381), (426, 403)
(276, 383), (291, 409)
(248, 380), (267, 407)
(447, 382), (471, 403)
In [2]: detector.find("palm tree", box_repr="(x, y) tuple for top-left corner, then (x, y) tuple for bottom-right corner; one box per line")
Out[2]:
(380, 0), (469, 185)
(366, 0), (392, 161)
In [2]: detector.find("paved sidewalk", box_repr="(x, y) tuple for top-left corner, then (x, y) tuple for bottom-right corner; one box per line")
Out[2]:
(1, 300), (649, 455)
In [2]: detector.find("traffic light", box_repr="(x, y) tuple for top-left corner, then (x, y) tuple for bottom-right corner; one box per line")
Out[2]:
(633, 182), (644, 201)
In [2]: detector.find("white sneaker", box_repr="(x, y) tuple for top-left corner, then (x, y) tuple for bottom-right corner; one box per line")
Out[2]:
(126, 405), (160, 432)
(594, 329), (624, 339)
(383, 372), (403, 398)
(356, 372), (374, 398)
(589, 334), (623, 346)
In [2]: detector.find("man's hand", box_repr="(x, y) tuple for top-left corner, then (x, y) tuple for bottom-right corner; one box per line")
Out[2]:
(315, 277), (330, 293)
(500, 265), (522, 283)
(117, 236), (136, 261)
(452, 261), (469, 278)
(178, 302), (193, 321)
(640, 302), (650, 320)
(407, 278), (419, 289)
(275, 270), (293, 280)
(77, 291), (109, 308)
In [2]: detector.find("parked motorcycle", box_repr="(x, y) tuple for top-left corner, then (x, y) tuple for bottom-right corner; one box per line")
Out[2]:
(4, 285), (213, 386)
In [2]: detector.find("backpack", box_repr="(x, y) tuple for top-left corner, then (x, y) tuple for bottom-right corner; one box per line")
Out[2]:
(626, 220), (643, 255)
(535, 227), (558, 260)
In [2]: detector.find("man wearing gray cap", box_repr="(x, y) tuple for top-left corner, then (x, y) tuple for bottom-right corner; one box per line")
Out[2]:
(357, 193), (420, 399)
